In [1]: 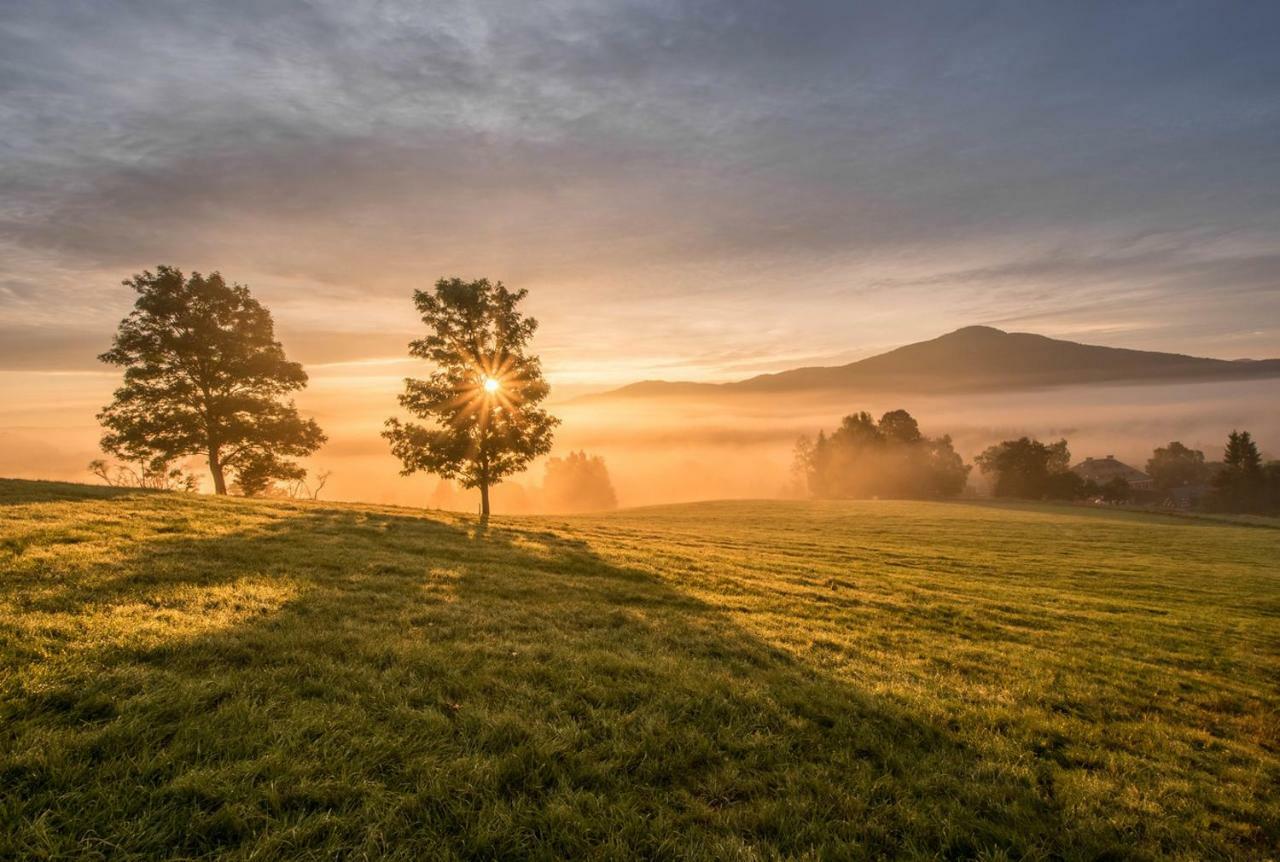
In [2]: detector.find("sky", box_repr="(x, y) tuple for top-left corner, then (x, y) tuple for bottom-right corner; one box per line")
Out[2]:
(2, 1), (1279, 503)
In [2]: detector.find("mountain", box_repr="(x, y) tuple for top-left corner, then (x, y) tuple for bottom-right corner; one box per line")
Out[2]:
(596, 326), (1280, 398)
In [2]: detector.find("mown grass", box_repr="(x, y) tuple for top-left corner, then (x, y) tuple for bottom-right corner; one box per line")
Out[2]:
(1, 478), (1277, 860)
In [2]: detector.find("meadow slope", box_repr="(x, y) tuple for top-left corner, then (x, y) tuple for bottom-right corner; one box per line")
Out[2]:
(1, 479), (1277, 860)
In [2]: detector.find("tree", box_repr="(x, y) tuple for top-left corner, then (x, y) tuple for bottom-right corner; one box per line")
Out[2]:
(384, 277), (558, 517)
(1210, 430), (1267, 512)
(97, 267), (325, 494)
(798, 409), (970, 499)
(1146, 441), (1208, 491)
(231, 452), (307, 498)
(878, 409), (922, 444)
(1223, 430), (1262, 475)
(542, 451), (618, 512)
(975, 437), (1071, 499)
(922, 434), (971, 497)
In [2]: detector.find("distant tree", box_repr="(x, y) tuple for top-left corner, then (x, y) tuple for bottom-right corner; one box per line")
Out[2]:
(1223, 430), (1262, 475)
(294, 468), (333, 501)
(1146, 441), (1208, 491)
(1209, 430), (1269, 512)
(923, 434), (972, 497)
(799, 409), (970, 499)
(384, 277), (558, 517)
(787, 435), (815, 498)
(975, 437), (1071, 499)
(878, 409), (922, 444)
(97, 267), (325, 495)
(542, 451), (618, 512)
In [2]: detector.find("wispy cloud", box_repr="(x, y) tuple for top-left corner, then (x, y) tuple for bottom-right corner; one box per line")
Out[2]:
(2, 0), (1278, 381)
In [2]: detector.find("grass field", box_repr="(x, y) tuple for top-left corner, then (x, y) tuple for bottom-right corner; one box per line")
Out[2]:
(1, 478), (1277, 860)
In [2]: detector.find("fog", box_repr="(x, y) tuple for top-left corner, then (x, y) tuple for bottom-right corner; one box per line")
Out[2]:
(4, 366), (1277, 513)
(552, 379), (1280, 507)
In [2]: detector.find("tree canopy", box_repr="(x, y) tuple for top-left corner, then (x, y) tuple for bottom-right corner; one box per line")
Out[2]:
(384, 277), (558, 516)
(97, 266), (325, 495)
(542, 451), (618, 512)
(1209, 430), (1279, 513)
(975, 437), (1076, 499)
(795, 409), (970, 499)
(1146, 441), (1208, 491)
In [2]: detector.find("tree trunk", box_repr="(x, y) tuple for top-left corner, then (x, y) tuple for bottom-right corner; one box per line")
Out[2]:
(209, 448), (228, 495)
(479, 482), (490, 518)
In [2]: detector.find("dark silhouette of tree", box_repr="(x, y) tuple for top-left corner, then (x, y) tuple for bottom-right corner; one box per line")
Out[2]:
(797, 409), (970, 499)
(878, 409), (922, 444)
(975, 437), (1071, 499)
(542, 451), (618, 512)
(384, 277), (558, 517)
(1146, 441), (1208, 491)
(1223, 430), (1262, 475)
(231, 453), (307, 498)
(922, 434), (971, 497)
(1209, 430), (1272, 513)
(97, 267), (325, 495)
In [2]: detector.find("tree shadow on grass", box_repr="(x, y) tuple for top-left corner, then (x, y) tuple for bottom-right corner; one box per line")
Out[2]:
(1, 502), (1137, 860)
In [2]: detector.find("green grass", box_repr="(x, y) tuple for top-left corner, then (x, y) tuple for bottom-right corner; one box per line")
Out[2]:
(1, 479), (1277, 860)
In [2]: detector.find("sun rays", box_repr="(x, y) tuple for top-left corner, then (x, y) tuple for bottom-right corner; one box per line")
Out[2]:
(444, 353), (529, 429)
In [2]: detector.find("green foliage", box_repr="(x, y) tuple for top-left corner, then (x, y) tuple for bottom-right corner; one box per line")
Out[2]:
(1, 479), (1277, 858)
(384, 278), (558, 515)
(97, 267), (325, 495)
(798, 409), (970, 498)
(976, 437), (1072, 499)
(1146, 441), (1208, 490)
(542, 450), (618, 512)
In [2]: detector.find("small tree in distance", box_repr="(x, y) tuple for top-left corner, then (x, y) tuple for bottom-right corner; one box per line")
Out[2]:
(1146, 441), (1208, 490)
(543, 451), (618, 512)
(97, 267), (325, 494)
(975, 437), (1072, 499)
(1209, 429), (1270, 512)
(384, 277), (558, 517)
(797, 409), (970, 499)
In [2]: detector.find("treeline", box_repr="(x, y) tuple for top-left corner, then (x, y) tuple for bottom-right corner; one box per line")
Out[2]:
(975, 431), (1280, 514)
(795, 409), (1278, 515)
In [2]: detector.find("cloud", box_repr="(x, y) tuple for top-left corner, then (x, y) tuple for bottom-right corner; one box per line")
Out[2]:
(1, 0), (1278, 380)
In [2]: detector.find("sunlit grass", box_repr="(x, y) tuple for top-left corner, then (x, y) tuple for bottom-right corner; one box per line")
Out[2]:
(1, 479), (1276, 859)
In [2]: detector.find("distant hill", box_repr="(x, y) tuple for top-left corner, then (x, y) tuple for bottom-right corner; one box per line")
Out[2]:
(596, 326), (1280, 398)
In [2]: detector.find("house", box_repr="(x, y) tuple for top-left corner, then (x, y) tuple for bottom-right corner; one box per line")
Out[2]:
(1071, 455), (1154, 491)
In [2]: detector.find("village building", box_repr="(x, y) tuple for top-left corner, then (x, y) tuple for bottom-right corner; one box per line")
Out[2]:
(1071, 455), (1154, 491)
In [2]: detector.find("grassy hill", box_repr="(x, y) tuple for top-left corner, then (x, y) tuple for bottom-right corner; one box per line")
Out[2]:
(2, 479), (1277, 859)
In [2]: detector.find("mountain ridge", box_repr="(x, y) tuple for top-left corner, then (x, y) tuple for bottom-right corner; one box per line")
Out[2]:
(589, 326), (1280, 399)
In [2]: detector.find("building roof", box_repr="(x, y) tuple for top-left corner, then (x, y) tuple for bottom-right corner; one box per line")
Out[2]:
(1071, 455), (1152, 485)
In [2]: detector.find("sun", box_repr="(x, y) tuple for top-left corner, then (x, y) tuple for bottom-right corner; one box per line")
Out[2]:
(483, 376), (501, 394)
